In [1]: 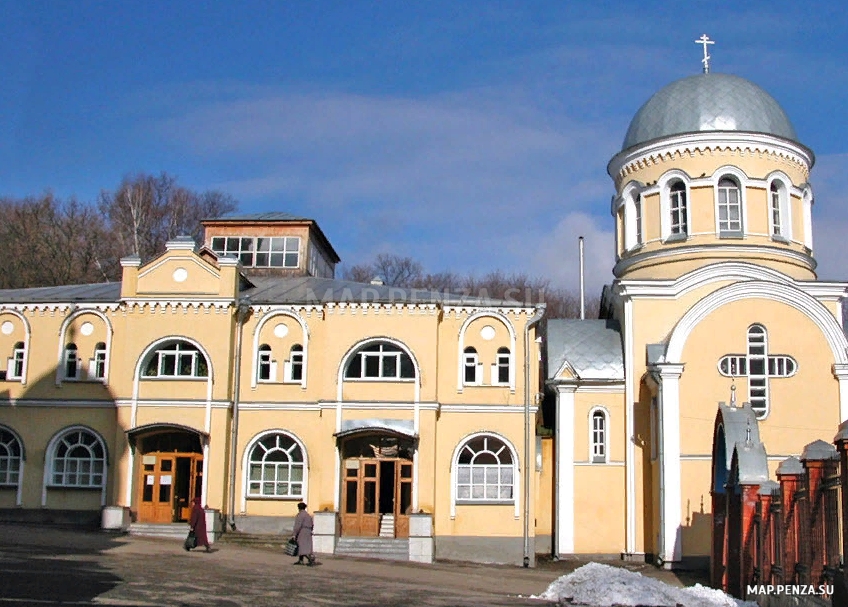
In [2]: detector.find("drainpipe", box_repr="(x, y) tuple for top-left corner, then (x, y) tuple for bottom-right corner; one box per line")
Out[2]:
(227, 299), (251, 531)
(523, 304), (546, 567)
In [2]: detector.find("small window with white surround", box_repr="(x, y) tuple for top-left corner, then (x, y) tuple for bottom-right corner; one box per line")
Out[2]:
(463, 347), (481, 385)
(590, 408), (608, 463)
(769, 180), (791, 242)
(64, 344), (79, 380)
(285, 344), (304, 382)
(90, 342), (107, 381)
(492, 347), (511, 385)
(6, 341), (25, 380)
(669, 180), (688, 238)
(257, 344), (274, 382)
(717, 176), (743, 237)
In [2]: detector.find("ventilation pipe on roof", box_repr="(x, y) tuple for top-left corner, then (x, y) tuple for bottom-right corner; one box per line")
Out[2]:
(227, 299), (252, 531)
(523, 304), (546, 568)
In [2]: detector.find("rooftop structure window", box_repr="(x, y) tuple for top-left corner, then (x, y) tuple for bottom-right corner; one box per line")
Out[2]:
(211, 236), (300, 269)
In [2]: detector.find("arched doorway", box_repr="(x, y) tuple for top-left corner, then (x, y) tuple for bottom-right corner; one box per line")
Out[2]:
(127, 424), (206, 523)
(338, 431), (415, 538)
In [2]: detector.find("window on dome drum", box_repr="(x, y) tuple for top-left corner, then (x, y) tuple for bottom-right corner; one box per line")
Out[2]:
(0, 428), (22, 486)
(286, 344), (304, 382)
(495, 347), (511, 385)
(257, 344), (273, 382)
(247, 432), (305, 498)
(50, 429), (105, 488)
(718, 177), (743, 236)
(717, 324), (796, 418)
(64, 344), (79, 380)
(670, 181), (688, 236)
(770, 181), (791, 240)
(7, 342), (25, 380)
(211, 236), (300, 269)
(591, 410), (607, 463)
(344, 342), (415, 380)
(91, 342), (107, 381)
(455, 435), (514, 502)
(635, 198), (643, 245)
(463, 347), (480, 385)
(770, 182), (783, 237)
(143, 342), (208, 378)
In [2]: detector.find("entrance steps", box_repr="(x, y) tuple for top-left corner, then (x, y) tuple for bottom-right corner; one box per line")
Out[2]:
(379, 514), (395, 538)
(127, 523), (188, 540)
(334, 537), (409, 561)
(216, 532), (291, 549)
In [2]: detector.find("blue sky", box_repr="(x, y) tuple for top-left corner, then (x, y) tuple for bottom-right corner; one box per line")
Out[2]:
(2, 2), (848, 294)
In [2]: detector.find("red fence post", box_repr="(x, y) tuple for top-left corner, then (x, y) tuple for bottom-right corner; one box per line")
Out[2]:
(800, 440), (839, 586)
(757, 480), (779, 586)
(776, 457), (805, 584)
(834, 421), (848, 571)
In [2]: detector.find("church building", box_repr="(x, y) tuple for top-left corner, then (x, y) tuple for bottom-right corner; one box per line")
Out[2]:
(0, 55), (846, 570)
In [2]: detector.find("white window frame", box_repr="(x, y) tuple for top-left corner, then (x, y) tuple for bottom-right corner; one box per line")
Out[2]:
(767, 174), (793, 242)
(90, 342), (107, 381)
(243, 430), (307, 502)
(713, 168), (747, 238)
(7, 342), (25, 380)
(211, 236), (300, 269)
(621, 182), (645, 251)
(142, 341), (209, 379)
(47, 428), (106, 488)
(344, 342), (415, 381)
(492, 347), (511, 386)
(63, 344), (80, 381)
(463, 347), (481, 386)
(589, 406), (609, 464)
(257, 344), (275, 382)
(454, 434), (516, 505)
(284, 345), (304, 383)
(659, 171), (691, 242)
(0, 426), (22, 487)
(802, 185), (814, 250)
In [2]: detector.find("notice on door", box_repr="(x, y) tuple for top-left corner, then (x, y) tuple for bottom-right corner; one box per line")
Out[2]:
(160, 475), (172, 485)
(146, 475), (154, 486)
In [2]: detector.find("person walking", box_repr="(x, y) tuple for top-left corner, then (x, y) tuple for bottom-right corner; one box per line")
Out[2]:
(292, 502), (315, 566)
(188, 497), (211, 553)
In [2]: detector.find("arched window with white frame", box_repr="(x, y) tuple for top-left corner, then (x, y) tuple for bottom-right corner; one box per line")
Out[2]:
(285, 344), (304, 383)
(142, 340), (209, 378)
(244, 431), (306, 499)
(257, 344), (273, 382)
(669, 180), (688, 238)
(622, 185), (644, 251)
(590, 407), (609, 464)
(7, 342), (25, 380)
(455, 434), (515, 502)
(717, 176), (743, 237)
(91, 342), (107, 381)
(493, 347), (511, 385)
(0, 426), (22, 488)
(64, 344), (79, 380)
(47, 427), (106, 488)
(463, 346), (480, 385)
(768, 178), (792, 242)
(344, 341), (415, 380)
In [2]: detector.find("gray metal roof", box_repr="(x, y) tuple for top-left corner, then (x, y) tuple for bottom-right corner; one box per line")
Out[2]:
(206, 212), (311, 222)
(622, 73), (798, 151)
(800, 439), (838, 461)
(545, 319), (624, 381)
(716, 403), (769, 486)
(0, 276), (520, 308)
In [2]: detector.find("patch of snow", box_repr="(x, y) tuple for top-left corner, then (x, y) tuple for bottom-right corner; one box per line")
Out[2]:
(535, 563), (756, 607)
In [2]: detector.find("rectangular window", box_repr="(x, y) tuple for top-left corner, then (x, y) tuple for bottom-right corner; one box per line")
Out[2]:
(670, 189), (688, 235)
(211, 236), (301, 268)
(718, 184), (743, 235)
(771, 190), (782, 236)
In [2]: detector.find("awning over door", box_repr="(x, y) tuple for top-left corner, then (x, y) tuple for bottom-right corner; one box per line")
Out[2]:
(125, 423), (209, 448)
(333, 419), (416, 440)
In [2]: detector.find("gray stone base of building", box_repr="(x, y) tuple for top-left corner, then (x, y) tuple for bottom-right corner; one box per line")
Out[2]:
(434, 536), (527, 566)
(229, 514), (296, 535)
(0, 508), (100, 528)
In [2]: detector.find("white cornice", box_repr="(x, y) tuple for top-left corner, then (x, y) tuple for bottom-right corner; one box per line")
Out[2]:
(608, 132), (813, 182)
(121, 299), (234, 311)
(0, 302), (121, 314)
(612, 244), (816, 278)
(444, 305), (536, 316)
(325, 302), (439, 315)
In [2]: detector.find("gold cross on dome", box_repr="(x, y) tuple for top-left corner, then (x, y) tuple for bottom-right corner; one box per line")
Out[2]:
(695, 34), (715, 74)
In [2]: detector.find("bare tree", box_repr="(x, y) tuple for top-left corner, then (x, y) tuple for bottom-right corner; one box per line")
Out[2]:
(341, 254), (424, 286)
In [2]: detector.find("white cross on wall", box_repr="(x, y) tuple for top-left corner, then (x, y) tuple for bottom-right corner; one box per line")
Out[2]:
(695, 34), (715, 74)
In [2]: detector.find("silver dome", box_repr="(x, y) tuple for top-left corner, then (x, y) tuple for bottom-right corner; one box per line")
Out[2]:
(622, 73), (798, 151)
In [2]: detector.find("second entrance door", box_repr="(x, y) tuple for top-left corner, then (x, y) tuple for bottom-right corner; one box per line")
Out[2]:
(342, 458), (412, 537)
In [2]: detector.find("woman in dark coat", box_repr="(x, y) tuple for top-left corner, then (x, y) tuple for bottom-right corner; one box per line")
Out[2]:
(292, 502), (314, 565)
(188, 497), (211, 552)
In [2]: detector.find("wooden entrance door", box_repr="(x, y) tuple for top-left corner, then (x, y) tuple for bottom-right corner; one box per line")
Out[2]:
(138, 452), (203, 523)
(341, 458), (412, 538)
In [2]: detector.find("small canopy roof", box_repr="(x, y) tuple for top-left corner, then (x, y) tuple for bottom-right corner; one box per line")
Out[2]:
(125, 423), (208, 446)
(333, 419), (416, 440)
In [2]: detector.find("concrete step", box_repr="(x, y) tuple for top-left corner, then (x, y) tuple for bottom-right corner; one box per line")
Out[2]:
(335, 538), (409, 560)
(128, 523), (189, 539)
(217, 532), (291, 548)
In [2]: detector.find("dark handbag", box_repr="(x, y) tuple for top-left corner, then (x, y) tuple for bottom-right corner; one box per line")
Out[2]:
(284, 538), (299, 556)
(184, 530), (198, 551)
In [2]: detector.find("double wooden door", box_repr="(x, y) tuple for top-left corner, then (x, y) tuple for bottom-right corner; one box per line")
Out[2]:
(342, 458), (412, 537)
(138, 453), (203, 523)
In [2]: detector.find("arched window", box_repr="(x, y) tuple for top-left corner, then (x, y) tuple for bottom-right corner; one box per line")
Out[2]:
(257, 344), (273, 382)
(463, 347), (480, 385)
(344, 342), (414, 380)
(64, 344), (79, 380)
(246, 432), (305, 498)
(669, 180), (688, 236)
(635, 197), (643, 246)
(92, 342), (107, 381)
(0, 427), (22, 486)
(455, 434), (514, 502)
(49, 428), (105, 488)
(717, 177), (743, 237)
(494, 347), (511, 385)
(591, 409), (608, 463)
(286, 345), (304, 382)
(8, 341), (25, 380)
(769, 180), (791, 240)
(143, 341), (208, 378)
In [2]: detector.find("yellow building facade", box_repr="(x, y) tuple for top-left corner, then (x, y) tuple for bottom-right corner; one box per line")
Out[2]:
(1, 71), (846, 569)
